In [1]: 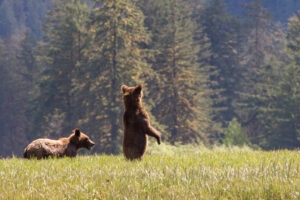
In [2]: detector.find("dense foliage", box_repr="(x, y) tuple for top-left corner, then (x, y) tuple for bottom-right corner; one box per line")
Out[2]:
(0, 0), (299, 156)
(224, 0), (300, 22)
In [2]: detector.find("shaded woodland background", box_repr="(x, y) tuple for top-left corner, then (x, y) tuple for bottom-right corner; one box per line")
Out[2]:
(0, 0), (299, 157)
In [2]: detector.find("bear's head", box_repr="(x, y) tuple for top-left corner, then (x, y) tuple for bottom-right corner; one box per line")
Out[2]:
(121, 84), (143, 109)
(69, 128), (95, 150)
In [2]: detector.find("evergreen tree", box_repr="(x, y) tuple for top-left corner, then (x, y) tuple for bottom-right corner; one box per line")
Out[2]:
(0, 0), (18, 37)
(17, 31), (38, 84)
(0, 39), (9, 156)
(0, 0), (52, 39)
(200, 0), (243, 127)
(257, 13), (300, 149)
(238, 0), (286, 145)
(0, 39), (28, 157)
(142, 0), (216, 144)
(86, 0), (150, 153)
(23, 0), (51, 39)
(259, 62), (300, 149)
(224, 0), (300, 23)
(16, 31), (40, 143)
(32, 0), (91, 139)
(287, 12), (300, 65)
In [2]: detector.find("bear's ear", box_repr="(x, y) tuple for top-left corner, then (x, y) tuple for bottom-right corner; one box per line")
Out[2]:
(74, 128), (81, 137)
(134, 84), (142, 94)
(121, 85), (128, 94)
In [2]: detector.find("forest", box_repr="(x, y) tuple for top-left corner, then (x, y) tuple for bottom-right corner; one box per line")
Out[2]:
(0, 0), (299, 157)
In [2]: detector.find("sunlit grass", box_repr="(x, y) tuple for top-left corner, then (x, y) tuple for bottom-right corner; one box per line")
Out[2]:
(0, 145), (299, 200)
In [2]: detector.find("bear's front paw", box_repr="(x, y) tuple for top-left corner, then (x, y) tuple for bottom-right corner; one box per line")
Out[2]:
(157, 136), (161, 145)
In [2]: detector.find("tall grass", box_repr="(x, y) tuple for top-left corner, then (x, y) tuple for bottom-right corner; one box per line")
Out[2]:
(0, 145), (299, 200)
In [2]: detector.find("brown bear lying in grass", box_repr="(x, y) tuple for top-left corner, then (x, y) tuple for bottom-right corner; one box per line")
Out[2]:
(121, 84), (161, 160)
(23, 128), (94, 159)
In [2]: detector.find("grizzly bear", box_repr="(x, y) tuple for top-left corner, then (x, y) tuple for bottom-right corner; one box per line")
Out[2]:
(23, 128), (94, 159)
(121, 84), (161, 160)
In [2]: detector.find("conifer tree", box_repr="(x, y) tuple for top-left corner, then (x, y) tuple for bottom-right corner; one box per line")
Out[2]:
(15, 31), (39, 144)
(259, 62), (300, 149)
(17, 31), (38, 84)
(0, 39), (28, 156)
(0, 0), (18, 37)
(258, 13), (300, 149)
(142, 0), (216, 144)
(32, 0), (91, 138)
(86, 0), (150, 153)
(0, 40), (10, 156)
(199, 0), (243, 127)
(238, 0), (286, 145)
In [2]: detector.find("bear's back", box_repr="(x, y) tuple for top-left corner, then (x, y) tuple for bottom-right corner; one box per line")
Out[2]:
(24, 138), (68, 159)
(123, 110), (149, 159)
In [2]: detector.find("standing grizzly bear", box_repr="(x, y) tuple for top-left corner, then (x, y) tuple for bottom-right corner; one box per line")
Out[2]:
(121, 84), (161, 160)
(23, 128), (95, 159)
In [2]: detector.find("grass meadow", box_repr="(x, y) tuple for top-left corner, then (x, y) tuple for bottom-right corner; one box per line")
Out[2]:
(0, 144), (299, 200)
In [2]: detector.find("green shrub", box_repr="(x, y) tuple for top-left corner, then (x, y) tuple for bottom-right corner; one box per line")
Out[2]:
(223, 118), (249, 146)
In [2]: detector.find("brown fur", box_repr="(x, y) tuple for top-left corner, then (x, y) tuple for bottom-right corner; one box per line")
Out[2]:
(121, 84), (161, 160)
(23, 128), (95, 159)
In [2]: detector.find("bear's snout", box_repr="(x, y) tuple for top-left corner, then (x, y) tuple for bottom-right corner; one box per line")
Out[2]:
(88, 140), (95, 150)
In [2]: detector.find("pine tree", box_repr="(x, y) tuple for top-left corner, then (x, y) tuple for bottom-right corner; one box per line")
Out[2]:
(237, 0), (286, 145)
(199, 0), (243, 127)
(0, 39), (9, 156)
(23, 0), (52, 39)
(32, 0), (91, 139)
(85, 0), (150, 153)
(0, 39), (29, 157)
(15, 31), (40, 143)
(257, 13), (300, 149)
(0, 0), (18, 37)
(17, 31), (38, 84)
(142, 0), (216, 144)
(259, 63), (300, 149)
